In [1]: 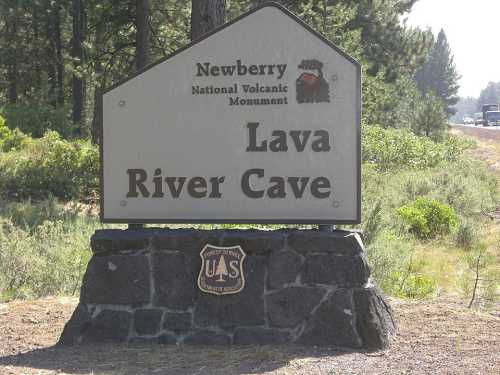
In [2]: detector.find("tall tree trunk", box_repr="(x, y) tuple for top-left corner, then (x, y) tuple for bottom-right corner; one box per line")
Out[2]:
(190, 0), (225, 42)
(72, 0), (86, 135)
(91, 21), (104, 145)
(46, 17), (57, 107)
(6, 5), (18, 104)
(33, 8), (42, 95)
(135, 0), (150, 70)
(55, 5), (65, 106)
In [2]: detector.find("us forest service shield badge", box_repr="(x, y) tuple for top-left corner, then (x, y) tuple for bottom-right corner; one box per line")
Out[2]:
(198, 244), (246, 295)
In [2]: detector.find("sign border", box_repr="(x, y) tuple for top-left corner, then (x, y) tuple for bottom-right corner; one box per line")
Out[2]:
(99, 1), (362, 225)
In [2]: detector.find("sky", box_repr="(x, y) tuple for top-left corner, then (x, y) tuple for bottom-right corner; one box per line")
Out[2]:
(406, 0), (500, 98)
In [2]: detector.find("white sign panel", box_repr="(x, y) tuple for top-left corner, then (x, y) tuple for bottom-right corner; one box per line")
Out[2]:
(101, 3), (361, 224)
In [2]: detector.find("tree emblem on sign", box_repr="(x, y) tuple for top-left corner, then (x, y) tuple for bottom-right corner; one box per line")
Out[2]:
(215, 255), (228, 282)
(198, 244), (246, 295)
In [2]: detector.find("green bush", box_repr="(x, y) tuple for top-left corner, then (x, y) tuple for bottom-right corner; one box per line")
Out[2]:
(0, 131), (99, 200)
(1, 103), (70, 138)
(412, 92), (448, 141)
(362, 125), (469, 171)
(0, 200), (105, 301)
(367, 231), (413, 293)
(398, 197), (458, 238)
(1, 115), (31, 152)
(396, 273), (437, 299)
(456, 221), (476, 250)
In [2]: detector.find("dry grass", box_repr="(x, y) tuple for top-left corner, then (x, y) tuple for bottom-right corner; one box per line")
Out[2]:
(451, 125), (500, 171)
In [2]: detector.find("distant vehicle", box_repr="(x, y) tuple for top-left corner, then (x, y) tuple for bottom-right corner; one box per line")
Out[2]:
(485, 111), (500, 126)
(474, 112), (484, 126)
(463, 116), (474, 125)
(482, 104), (500, 126)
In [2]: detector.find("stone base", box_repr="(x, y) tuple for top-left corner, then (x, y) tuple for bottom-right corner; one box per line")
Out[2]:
(59, 229), (395, 349)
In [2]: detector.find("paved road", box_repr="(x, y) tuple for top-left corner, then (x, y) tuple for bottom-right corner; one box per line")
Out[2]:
(452, 122), (500, 130)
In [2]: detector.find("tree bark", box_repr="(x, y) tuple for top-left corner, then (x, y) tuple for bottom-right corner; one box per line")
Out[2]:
(46, 3), (57, 107)
(91, 20), (105, 145)
(190, 0), (226, 42)
(54, 5), (65, 106)
(33, 7), (42, 94)
(6, 5), (18, 104)
(72, 0), (86, 134)
(136, 0), (150, 70)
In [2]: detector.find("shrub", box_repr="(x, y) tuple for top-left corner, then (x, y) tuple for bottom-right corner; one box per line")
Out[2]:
(0, 201), (98, 301)
(0, 131), (99, 200)
(456, 221), (476, 250)
(1, 103), (71, 138)
(367, 231), (412, 294)
(412, 92), (448, 141)
(397, 273), (437, 299)
(362, 125), (469, 171)
(397, 197), (458, 238)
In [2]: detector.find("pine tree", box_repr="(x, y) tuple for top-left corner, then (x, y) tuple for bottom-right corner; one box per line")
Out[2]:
(215, 255), (228, 282)
(190, 0), (225, 41)
(413, 92), (447, 141)
(415, 29), (460, 117)
(477, 82), (500, 110)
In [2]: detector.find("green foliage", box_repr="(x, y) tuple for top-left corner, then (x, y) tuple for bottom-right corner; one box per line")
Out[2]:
(0, 201), (97, 301)
(398, 197), (458, 238)
(362, 125), (468, 171)
(456, 221), (476, 250)
(1, 103), (71, 138)
(0, 131), (99, 200)
(0, 115), (11, 150)
(366, 231), (436, 299)
(459, 242), (499, 309)
(362, 199), (382, 245)
(396, 273), (437, 299)
(0, 115), (30, 152)
(477, 81), (500, 110)
(413, 93), (448, 141)
(415, 29), (460, 116)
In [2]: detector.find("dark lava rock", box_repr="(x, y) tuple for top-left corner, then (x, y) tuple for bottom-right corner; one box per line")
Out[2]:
(134, 309), (163, 335)
(298, 289), (361, 348)
(163, 312), (192, 332)
(303, 254), (370, 287)
(183, 330), (230, 345)
(91, 229), (151, 254)
(221, 230), (286, 255)
(152, 229), (221, 253)
(81, 255), (150, 305)
(82, 310), (132, 343)
(267, 251), (303, 290)
(288, 230), (363, 255)
(353, 287), (396, 350)
(266, 286), (325, 328)
(194, 256), (265, 328)
(158, 333), (178, 345)
(58, 304), (92, 345)
(153, 252), (199, 310)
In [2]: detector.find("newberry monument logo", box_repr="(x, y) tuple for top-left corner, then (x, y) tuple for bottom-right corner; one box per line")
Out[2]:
(100, 3), (361, 224)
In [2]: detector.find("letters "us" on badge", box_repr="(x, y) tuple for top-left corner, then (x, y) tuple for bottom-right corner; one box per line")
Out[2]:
(197, 244), (246, 295)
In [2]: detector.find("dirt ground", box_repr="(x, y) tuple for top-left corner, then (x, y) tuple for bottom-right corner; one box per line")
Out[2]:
(451, 125), (500, 171)
(0, 297), (499, 375)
